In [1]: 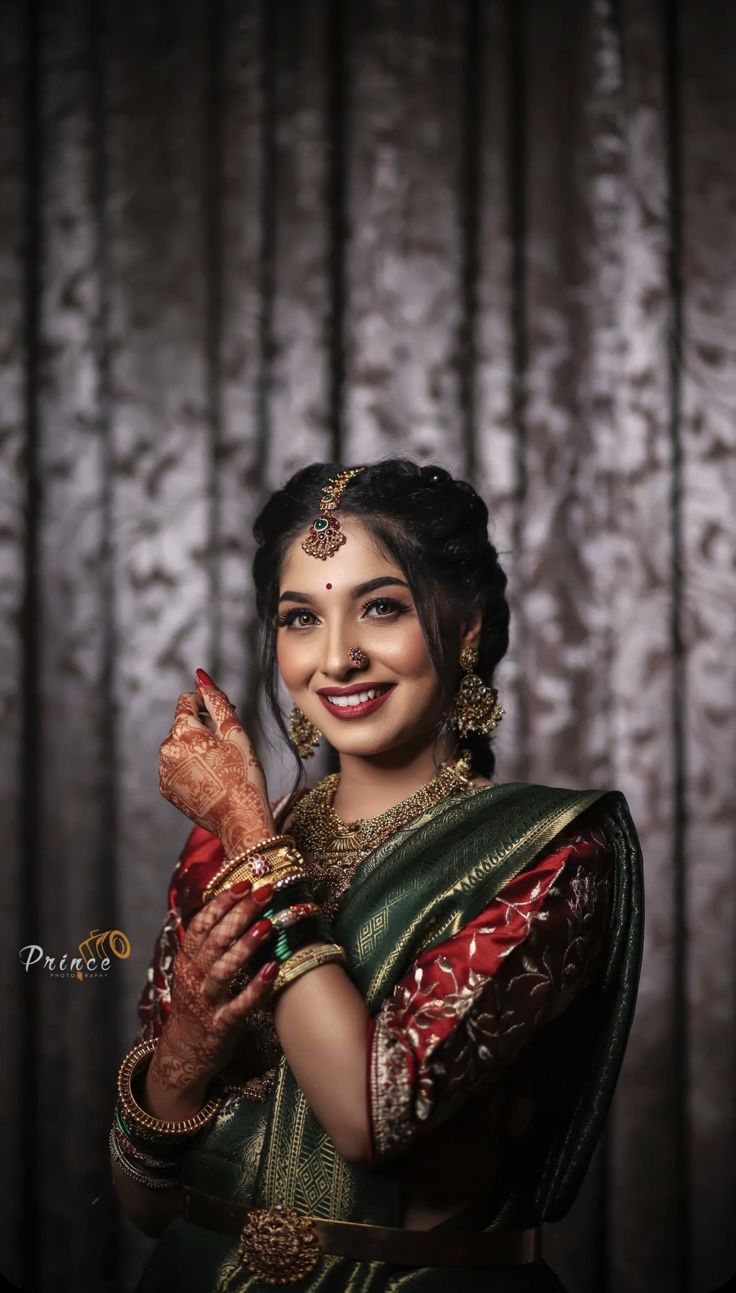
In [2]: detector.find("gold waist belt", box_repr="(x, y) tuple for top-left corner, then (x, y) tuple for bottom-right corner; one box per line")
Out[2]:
(183, 1185), (543, 1284)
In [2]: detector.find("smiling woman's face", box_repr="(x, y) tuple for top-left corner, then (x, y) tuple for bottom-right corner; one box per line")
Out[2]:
(276, 515), (450, 761)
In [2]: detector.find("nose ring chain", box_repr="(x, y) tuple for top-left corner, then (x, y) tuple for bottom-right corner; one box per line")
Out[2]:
(349, 645), (368, 668)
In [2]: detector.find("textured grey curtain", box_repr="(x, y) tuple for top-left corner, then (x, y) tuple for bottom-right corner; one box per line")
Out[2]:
(1, 2), (734, 1291)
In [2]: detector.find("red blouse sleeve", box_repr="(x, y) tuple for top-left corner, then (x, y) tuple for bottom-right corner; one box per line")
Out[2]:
(135, 824), (225, 1040)
(366, 811), (613, 1164)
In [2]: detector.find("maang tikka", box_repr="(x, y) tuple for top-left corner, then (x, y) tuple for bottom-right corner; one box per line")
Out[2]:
(290, 467), (368, 756)
(449, 642), (505, 738)
(301, 466), (367, 560)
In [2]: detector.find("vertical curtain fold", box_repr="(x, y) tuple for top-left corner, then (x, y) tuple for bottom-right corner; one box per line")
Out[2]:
(1, 2), (734, 1290)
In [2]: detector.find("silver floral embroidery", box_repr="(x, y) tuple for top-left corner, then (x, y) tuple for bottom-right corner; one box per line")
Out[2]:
(369, 827), (612, 1161)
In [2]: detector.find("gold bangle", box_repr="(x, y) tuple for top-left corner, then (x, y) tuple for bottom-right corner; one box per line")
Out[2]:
(116, 1039), (223, 1143)
(202, 837), (305, 905)
(217, 834), (297, 871)
(242, 832), (296, 854)
(203, 852), (307, 904)
(270, 943), (347, 999)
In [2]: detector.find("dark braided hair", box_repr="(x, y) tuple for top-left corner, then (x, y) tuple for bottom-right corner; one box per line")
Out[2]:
(252, 458), (510, 801)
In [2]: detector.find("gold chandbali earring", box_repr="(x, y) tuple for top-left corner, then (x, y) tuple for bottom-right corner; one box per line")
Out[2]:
(288, 706), (322, 759)
(301, 466), (367, 559)
(448, 642), (505, 738)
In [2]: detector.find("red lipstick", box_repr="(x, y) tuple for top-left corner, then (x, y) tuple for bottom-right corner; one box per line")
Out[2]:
(317, 683), (395, 720)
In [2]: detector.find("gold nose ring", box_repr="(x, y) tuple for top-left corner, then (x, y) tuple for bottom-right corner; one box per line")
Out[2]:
(349, 646), (368, 667)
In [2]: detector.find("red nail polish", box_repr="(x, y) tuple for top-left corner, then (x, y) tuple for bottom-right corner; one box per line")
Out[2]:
(230, 881), (251, 896)
(251, 918), (272, 940)
(195, 668), (215, 689)
(255, 883), (274, 904)
(261, 960), (279, 981)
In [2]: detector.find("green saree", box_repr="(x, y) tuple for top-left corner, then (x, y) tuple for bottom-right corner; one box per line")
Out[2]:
(136, 781), (643, 1293)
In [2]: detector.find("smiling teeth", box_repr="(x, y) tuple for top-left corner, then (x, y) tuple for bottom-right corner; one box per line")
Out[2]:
(327, 688), (386, 707)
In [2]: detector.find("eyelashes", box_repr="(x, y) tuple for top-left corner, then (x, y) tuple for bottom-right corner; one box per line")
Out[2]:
(276, 596), (410, 630)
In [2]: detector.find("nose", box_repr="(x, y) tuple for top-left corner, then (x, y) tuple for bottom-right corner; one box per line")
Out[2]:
(320, 614), (359, 680)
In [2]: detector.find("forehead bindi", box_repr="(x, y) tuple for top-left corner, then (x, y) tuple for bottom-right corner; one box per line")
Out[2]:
(281, 521), (391, 587)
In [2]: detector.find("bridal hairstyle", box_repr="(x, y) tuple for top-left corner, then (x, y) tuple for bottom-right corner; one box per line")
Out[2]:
(252, 458), (510, 800)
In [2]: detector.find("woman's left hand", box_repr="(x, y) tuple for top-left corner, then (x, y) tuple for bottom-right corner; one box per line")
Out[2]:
(158, 669), (276, 855)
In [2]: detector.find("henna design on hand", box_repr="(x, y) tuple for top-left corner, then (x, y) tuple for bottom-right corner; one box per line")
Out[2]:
(158, 679), (275, 852)
(149, 887), (278, 1094)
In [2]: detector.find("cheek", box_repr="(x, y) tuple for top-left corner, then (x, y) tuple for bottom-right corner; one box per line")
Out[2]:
(276, 634), (301, 686)
(382, 621), (434, 678)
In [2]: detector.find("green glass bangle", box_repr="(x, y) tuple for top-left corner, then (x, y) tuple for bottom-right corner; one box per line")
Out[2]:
(249, 912), (333, 975)
(272, 915), (333, 963)
(261, 880), (315, 920)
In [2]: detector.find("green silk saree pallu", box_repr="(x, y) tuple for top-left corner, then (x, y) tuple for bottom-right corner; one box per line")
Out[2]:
(136, 782), (644, 1293)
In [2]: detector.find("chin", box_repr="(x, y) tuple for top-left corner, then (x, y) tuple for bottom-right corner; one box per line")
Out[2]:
(329, 730), (396, 756)
(336, 727), (429, 760)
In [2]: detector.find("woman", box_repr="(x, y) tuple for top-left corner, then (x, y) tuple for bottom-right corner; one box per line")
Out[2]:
(110, 459), (644, 1292)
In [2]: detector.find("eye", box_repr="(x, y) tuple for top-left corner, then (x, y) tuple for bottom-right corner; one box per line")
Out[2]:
(276, 595), (409, 631)
(361, 597), (407, 618)
(277, 608), (318, 629)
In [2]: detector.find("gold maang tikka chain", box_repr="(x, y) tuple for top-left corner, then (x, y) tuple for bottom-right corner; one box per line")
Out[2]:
(300, 466), (367, 559)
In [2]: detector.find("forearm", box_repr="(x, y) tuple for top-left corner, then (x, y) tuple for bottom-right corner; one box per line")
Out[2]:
(272, 961), (371, 1162)
(109, 1154), (184, 1237)
(111, 1044), (211, 1235)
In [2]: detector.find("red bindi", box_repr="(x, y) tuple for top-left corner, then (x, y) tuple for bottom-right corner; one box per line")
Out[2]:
(325, 583), (332, 589)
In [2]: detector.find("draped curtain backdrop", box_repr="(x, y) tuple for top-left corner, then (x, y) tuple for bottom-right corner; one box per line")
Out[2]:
(1, 1), (734, 1291)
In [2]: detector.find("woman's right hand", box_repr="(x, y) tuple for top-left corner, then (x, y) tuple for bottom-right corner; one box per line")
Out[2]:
(147, 881), (277, 1100)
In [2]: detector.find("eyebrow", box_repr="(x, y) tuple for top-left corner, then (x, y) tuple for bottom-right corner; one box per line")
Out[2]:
(278, 576), (409, 604)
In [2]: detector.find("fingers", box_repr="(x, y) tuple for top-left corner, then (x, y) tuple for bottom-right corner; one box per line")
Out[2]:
(174, 691), (199, 720)
(218, 960), (280, 1024)
(201, 914), (274, 1001)
(169, 690), (210, 737)
(184, 882), (274, 964)
(195, 670), (242, 741)
(201, 886), (273, 966)
(183, 884), (256, 951)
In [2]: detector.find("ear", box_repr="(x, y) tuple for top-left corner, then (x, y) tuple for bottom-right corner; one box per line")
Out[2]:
(460, 606), (483, 653)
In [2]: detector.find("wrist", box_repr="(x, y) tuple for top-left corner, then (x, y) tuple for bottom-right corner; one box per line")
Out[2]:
(112, 1038), (224, 1193)
(224, 818), (278, 856)
(115, 1038), (223, 1156)
(151, 1021), (219, 1098)
(143, 1062), (209, 1122)
(268, 941), (347, 1005)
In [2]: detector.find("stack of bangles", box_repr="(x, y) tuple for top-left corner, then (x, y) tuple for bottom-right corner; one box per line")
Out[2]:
(201, 833), (346, 996)
(111, 835), (346, 1188)
(110, 1038), (225, 1190)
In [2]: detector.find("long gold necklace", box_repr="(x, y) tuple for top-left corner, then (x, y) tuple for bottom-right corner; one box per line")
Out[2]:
(290, 747), (476, 919)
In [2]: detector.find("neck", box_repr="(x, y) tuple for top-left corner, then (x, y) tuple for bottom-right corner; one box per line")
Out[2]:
(332, 735), (458, 821)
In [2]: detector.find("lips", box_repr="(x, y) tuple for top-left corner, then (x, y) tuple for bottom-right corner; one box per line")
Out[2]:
(317, 683), (396, 720)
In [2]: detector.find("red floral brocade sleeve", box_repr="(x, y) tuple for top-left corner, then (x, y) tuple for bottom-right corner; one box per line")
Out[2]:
(136, 824), (226, 1040)
(366, 812), (613, 1164)
(136, 793), (295, 1038)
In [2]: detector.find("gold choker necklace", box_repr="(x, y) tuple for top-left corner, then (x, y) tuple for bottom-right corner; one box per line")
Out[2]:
(290, 749), (476, 917)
